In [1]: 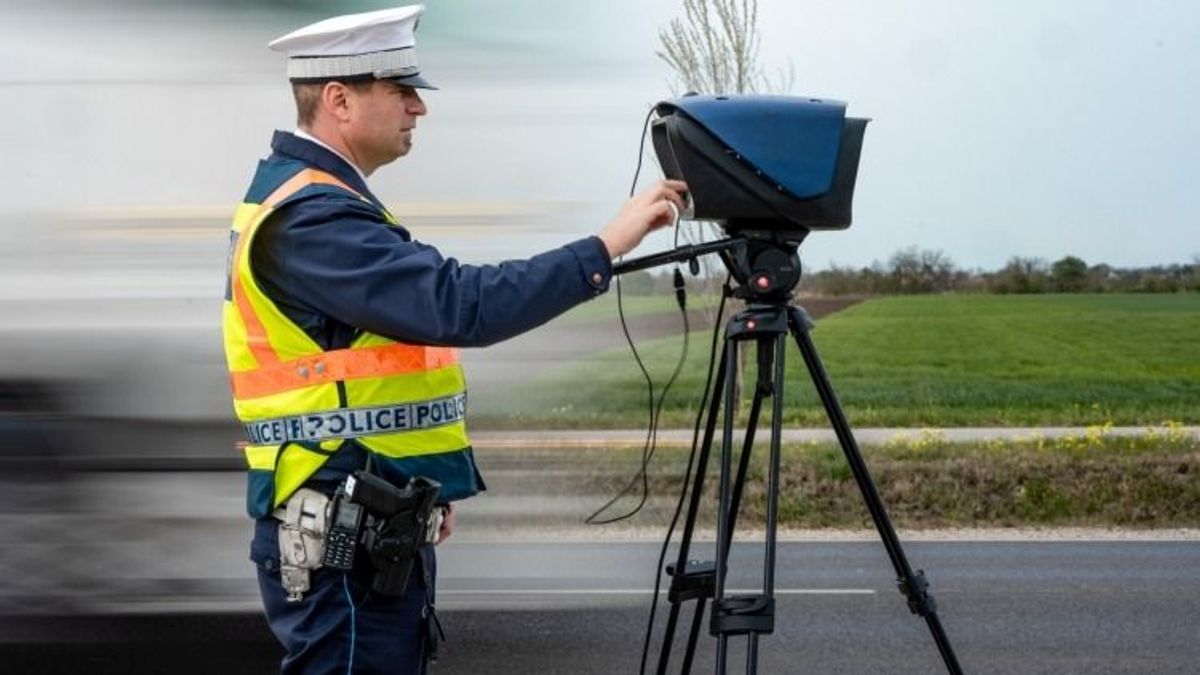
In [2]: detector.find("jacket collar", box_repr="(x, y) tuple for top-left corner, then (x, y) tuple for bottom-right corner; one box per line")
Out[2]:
(269, 130), (381, 207)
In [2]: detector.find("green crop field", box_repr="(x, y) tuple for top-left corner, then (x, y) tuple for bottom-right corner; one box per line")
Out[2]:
(472, 293), (1200, 428)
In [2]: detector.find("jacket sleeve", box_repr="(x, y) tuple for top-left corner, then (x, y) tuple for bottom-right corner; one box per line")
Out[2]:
(251, 193), (613, 348)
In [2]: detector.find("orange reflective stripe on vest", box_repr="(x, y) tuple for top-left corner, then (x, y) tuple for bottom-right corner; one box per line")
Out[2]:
(226, 167), (464, 400)
(229, 341), (461, 399)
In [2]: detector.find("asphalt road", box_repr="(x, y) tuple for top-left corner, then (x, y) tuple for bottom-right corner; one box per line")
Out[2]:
(3, 540), (1198, 674)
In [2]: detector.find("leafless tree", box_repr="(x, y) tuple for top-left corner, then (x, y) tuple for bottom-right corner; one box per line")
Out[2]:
(656, 0), (793, 410)
(655, 0), (793, 283)
(657, 0), (792, 95)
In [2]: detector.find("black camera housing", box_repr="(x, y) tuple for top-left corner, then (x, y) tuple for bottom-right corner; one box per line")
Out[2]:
(652, 94), (868, 233)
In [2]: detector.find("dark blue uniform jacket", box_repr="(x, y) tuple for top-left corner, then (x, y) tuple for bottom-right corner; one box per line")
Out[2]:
(251, 131), (612, 350)
(243, 131), (612, 507)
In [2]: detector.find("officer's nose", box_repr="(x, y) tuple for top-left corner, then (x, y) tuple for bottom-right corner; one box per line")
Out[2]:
(408, 91), (427, 116)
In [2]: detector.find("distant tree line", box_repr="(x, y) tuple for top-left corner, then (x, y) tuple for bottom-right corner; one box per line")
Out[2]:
(798, 248), (1200, 296)
(618, 247), (1200, 296)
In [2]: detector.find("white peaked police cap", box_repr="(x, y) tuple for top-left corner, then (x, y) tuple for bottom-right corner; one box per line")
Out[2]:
(268, 4), (437, 89)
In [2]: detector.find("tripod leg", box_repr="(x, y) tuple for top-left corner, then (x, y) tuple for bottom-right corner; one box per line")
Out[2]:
(715, 336), (739, 675)
(706, 318), (787, 675)
(763, 333), (787, 599)
(655, 353), (729, 675)
(681, 597), (706, 675)
(713, 332), (779, 675)
(787, 308), (965, 675)
(723, 338), (772, 564)
(657, 605), (683, 675)
(726, 338), (775, 675)
(745, 332), (787, 675)
(674, 353), (728, 573)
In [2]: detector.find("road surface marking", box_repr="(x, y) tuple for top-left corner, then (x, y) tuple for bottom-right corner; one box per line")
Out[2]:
(440, 588), (874, 596)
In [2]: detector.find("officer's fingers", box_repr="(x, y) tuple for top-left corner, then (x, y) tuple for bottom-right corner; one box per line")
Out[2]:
(648, 201), (676, 230)
(655, 179), (688, 203)
(635, 180), (678, 207)
(643, 189), (685, 224)
(657, 182), (689, 213)
(664, 189), (687, 214)
(653, 180), (680, 197)
(437, 505), (455, 544)
(632, 185), (659, 207)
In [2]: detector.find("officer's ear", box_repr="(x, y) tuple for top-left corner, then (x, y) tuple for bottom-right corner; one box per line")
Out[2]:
(322, 81), (354, 124)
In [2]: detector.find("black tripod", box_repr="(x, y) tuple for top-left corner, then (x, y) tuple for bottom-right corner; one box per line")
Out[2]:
(614, 234), (964, 675)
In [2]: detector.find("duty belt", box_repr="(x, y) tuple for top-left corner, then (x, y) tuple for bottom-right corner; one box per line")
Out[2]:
(244, 393), (467, 445)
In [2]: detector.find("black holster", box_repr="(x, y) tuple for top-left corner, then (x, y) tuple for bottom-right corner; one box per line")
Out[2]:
(347, 471), (441, 597)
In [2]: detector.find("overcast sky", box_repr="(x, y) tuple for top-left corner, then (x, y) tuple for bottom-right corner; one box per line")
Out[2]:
(1, 0), (1196, 274)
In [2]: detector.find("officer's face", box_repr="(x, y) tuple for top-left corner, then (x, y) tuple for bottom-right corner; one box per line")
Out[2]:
(345, 80), (427, 171)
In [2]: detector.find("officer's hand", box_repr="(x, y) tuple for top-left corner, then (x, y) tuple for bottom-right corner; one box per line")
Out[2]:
(437, 504), (454, 545)
(599, 179), (688, 259)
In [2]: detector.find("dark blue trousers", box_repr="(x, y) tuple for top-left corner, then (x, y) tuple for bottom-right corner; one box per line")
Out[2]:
(252, 518), (437, 675)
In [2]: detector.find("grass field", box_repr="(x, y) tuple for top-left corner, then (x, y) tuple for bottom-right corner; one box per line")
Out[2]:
(472, 293), (1200, 428)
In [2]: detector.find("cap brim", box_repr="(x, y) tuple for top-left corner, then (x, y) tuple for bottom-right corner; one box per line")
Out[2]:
(387, 73), (438, 90)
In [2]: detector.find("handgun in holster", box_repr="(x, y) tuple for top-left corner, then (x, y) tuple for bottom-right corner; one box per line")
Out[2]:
(344, 470), (441, 597)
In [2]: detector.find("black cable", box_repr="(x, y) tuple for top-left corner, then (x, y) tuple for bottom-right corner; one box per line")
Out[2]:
(586, 293), (688, 524)
(628, 106), (656, 197)
(637, 276), (731, 675)
(586, 105), (689, 525)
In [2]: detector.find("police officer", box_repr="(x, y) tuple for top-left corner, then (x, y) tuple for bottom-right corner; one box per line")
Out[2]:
(223, 5), (687, 674)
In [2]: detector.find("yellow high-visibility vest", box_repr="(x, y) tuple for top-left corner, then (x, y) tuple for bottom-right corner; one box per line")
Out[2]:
(223, 167), (480, 518)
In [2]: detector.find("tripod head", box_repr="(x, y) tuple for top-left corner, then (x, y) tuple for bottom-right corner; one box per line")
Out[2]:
(716, 229), (805, 303)
(612, 229), (805, 305)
